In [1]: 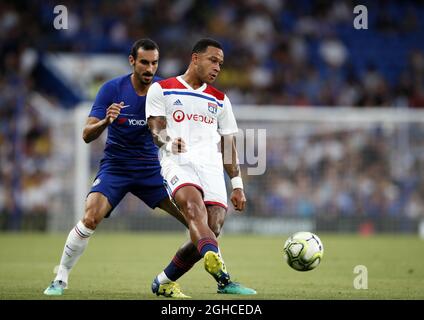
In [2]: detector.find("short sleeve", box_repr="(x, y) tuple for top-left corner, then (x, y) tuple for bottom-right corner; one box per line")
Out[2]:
(146, 82), (166, 118)
(217, 95), (238, 135)
(89, 81), (117, 119)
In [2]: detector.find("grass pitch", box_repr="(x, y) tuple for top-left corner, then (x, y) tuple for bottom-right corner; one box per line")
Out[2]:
(0, 232), (423, 300)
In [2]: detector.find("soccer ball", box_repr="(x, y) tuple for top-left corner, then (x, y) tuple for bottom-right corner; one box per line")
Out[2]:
(283, 231), (324, 271)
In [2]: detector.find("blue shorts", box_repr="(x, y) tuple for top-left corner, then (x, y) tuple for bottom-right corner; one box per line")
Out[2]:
(88, 160), (169, 217)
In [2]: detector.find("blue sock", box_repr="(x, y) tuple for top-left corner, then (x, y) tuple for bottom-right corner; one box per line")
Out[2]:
(163, 254), (194, 281)
(197, 238), (219, 257)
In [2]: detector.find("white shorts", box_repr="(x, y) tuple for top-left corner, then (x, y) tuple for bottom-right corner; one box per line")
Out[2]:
(160, 151), (228, 209)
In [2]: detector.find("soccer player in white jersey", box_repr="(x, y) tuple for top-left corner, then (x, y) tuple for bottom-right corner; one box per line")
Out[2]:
(146, 38), (256, 296)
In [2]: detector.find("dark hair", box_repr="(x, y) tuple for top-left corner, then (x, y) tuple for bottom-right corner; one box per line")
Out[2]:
(130, 39), (159, 58)
(192, 38), (223, 54)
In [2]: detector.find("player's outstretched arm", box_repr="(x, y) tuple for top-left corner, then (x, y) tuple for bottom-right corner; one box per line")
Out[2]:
(83, 102), (123, 143)
(221, 135), (246, 212)
(147, 116), (187, 153)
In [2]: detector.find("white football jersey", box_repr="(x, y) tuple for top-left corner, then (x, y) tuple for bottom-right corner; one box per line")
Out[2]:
(146, 75), (238, 153)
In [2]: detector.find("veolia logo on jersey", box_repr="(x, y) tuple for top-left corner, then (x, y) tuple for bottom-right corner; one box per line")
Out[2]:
(173, 110), (185, 122)
(172, 110), (215, 124)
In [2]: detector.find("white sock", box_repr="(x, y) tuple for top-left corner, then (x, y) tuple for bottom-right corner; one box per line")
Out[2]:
(54, 221), (94, 285)
(157, 271), (171, 284)
(218, 247), (223, 259)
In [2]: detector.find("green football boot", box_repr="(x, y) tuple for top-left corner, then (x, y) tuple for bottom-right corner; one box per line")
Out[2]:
(218, 281), (257, 295)
(43, 280), (66, 296)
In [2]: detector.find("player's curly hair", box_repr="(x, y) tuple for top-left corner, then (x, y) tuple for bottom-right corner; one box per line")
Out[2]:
(130, 39), (159, 58)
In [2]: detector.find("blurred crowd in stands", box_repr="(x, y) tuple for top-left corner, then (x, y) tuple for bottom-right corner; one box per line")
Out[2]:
(2, 0), (424, 107)
(0, 84), (55, 229)
(243, 126), (424, 222)
(1, 0), (424, 229)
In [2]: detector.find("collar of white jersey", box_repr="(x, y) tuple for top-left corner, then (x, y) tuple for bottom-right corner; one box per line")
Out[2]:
(177, 75), (207, 92)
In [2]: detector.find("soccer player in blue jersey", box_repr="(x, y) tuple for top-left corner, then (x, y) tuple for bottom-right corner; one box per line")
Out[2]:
(43, 39), (190, 296)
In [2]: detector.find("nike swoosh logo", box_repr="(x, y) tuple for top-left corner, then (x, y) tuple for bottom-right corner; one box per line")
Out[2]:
(121, 105), (131, 109)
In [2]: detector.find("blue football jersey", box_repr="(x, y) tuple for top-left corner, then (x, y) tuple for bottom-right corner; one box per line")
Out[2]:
(89, 74), (161, 165)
